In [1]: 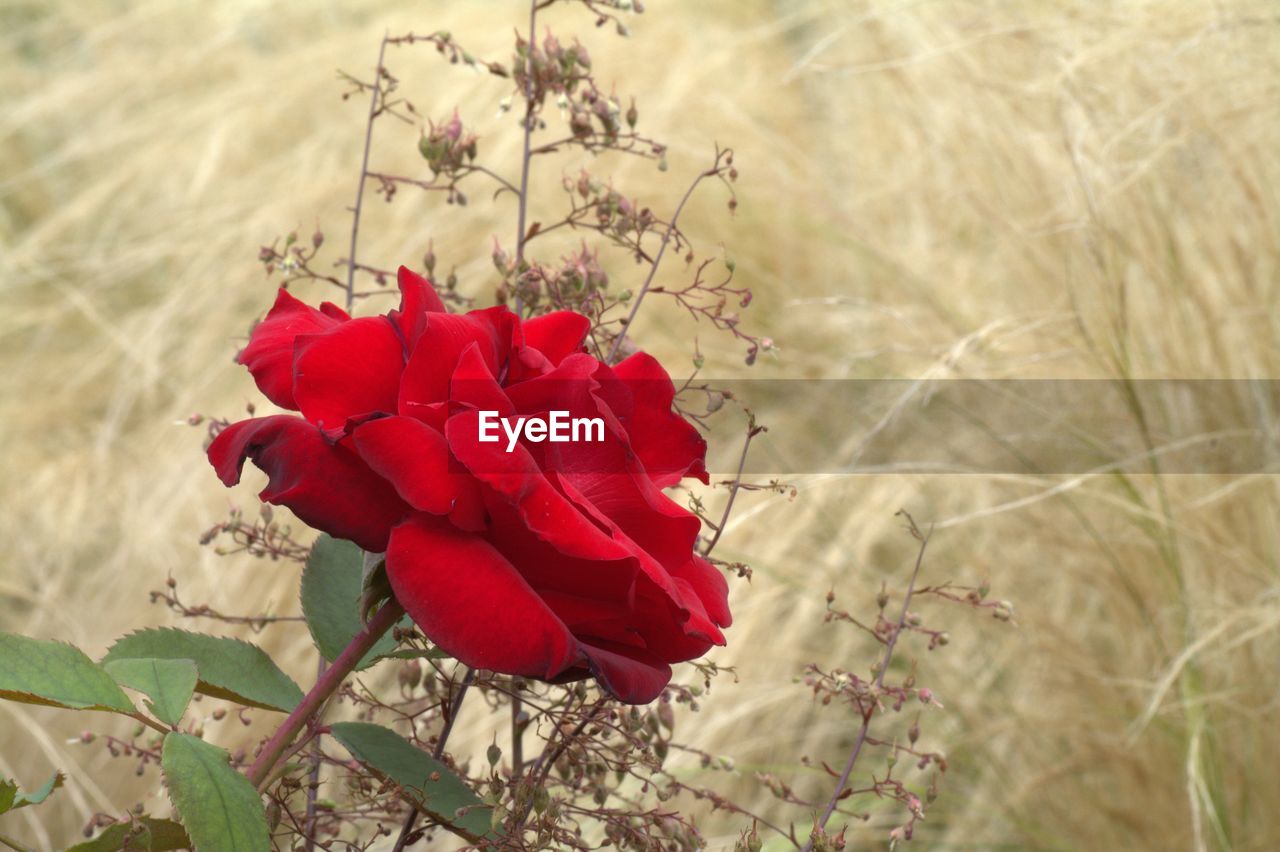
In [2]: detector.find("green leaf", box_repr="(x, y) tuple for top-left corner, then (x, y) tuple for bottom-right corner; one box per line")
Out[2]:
(374, 647), (451, 662)
(68, 817), (191, 852)
(102, 629), (302, 712)
(0, 771), (64, 815)
(0, 633), (135, 713)
(359, 552), (394, 624)
(328, 722), (494, 843)
(104, 658), (198, 727)
(161, 733), (270, 852)
(301, 536), (399, 669)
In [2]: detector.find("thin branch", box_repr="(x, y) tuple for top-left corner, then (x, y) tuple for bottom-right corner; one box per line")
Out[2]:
(368, 164), (519, 198)
(607, 146), (731, 363)
(512, 702), (605, 832)
(391, 667), (478, 852)
(302, 656), (328, 852)
(701, 416), (761, 557)
(0, 833), (35, 852)
(513, 0), (539, 317)
(528, 131), (666, 159)
(434, 667), (478, 762)
(800, 514), (932, 851)
(346, 34), (391, 313)
(512, 695), (526, 778)
(473, 164), (522, 197)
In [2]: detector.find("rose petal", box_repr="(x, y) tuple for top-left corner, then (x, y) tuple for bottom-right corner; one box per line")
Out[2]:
(483, 494), (639, 605)
(391, 266), (447, 346)
(238, 289), (349, 410)
(446, 408), (631, 563)
(551, 442), (704, 575)
(443, 343), (514, 418)
(207, 415), (408, 551)
(386, 515), (581, 679)
(630, 590), (719, 662)
(503, 352), (601, 418)
(494, 354), (727, 636)
(613, 352), (708, 486)
(537, 590), (645, 648)
(551, 448), (730, 647)
(293, 316), (405, 433)
(398, 309), (511, 412)
(352, 416), (484, 529)
(522, 311), (591, 366)
(673, 555), (732, 628)
(579, 641), (672, 704)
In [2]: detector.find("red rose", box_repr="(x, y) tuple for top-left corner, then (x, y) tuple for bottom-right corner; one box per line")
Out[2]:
(209, 267), (730, 703)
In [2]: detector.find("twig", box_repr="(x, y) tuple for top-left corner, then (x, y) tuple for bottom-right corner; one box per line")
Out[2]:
(391, 667), (478, 852)
(512, 695), (526, 777)
(607, 146), (731, 363)
(701, 415), (761, 557)
(302, 656), (328, 852)
(513, 0), (539, 317)
(0, 833), (34, 852)
(800, 513), (932, 851)
(346, 34), (391, 313)
(512, 702), (605, 832)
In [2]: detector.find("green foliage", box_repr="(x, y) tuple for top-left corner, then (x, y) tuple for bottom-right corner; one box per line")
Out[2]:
(0, 633), (134, 713)
(359, 553), (395, 624)
(104, 658), (198, 727)
(68, 817), (191, 852)
(0, 771), (63, 815)
(376, 647), (450, 661)
(103, 629), (302, 712)
(300, 535), (399, 669)
(329, 722), (496, 843)
(161, 733), (270, 852)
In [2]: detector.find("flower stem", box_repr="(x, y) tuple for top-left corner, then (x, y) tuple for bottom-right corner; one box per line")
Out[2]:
(244, 599), (404, 790)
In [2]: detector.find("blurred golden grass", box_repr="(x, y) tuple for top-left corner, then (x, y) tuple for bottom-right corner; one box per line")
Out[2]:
(3, 0), (1279, 848)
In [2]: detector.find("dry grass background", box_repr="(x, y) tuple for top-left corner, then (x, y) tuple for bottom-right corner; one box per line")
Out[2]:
(3, 0), (1279, 849)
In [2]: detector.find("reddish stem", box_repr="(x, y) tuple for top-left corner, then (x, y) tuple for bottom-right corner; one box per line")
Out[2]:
(245, 600), (404, 790)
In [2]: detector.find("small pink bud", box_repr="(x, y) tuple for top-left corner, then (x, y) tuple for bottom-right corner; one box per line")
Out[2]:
(445, 109), (463, 141)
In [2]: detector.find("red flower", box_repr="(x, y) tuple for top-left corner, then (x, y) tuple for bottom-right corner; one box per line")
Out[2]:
(209, 268), (729, 703)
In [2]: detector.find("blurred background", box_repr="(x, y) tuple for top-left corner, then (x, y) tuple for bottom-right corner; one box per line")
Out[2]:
(3, 0), (1279, 848)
